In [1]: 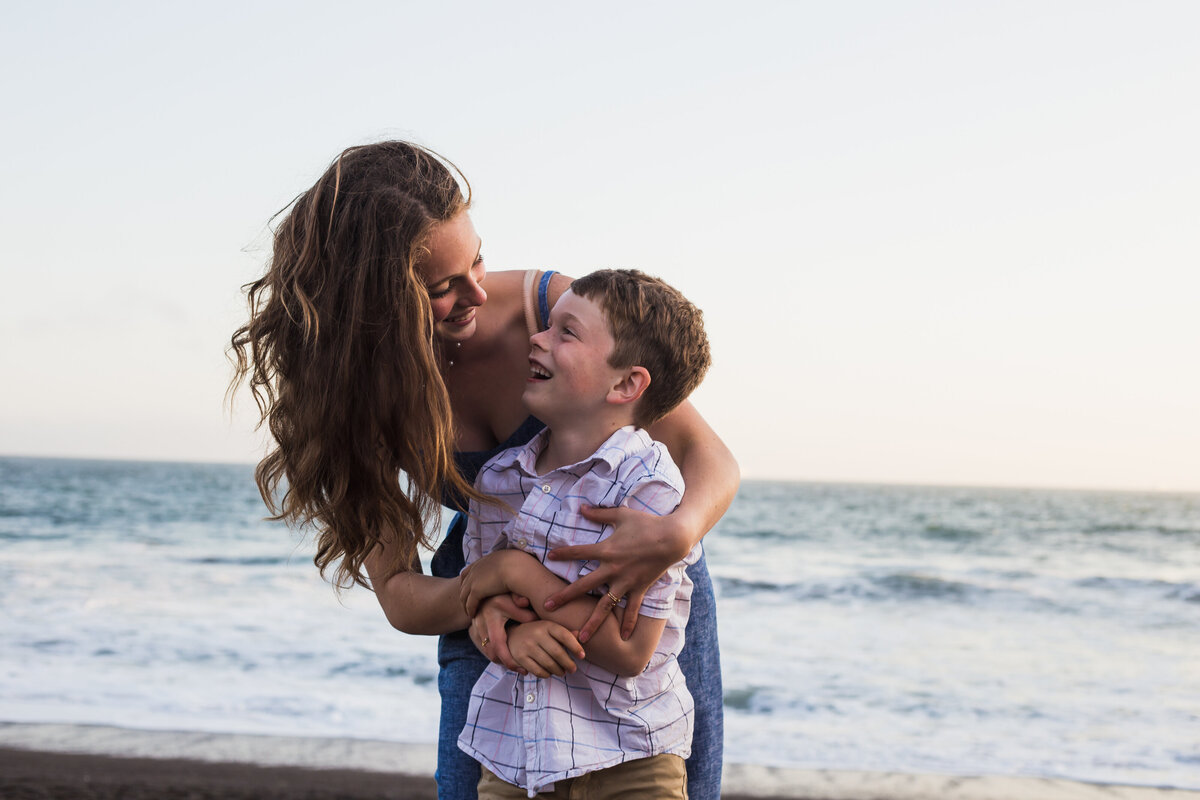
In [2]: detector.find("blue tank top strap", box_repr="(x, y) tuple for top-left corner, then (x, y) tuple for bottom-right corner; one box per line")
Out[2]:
(537, 270), (557, 329)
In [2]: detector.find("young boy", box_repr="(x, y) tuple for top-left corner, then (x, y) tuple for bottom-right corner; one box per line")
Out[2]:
(456, 269), (712, 799)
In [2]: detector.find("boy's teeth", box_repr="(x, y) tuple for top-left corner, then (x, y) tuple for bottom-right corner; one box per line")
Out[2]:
(530, 364), (551, 379)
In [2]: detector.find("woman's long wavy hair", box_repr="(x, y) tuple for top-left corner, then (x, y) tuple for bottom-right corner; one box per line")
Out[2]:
(229, 141), (482, 590)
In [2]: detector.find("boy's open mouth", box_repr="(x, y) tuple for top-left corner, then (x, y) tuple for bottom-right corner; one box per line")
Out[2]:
(529, 360), (552, 380)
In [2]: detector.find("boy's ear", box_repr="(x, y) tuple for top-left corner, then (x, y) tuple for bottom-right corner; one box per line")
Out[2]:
(607, 366), (650, 407)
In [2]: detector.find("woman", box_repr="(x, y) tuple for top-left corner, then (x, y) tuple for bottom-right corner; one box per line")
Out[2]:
(229, 141), (738, 800)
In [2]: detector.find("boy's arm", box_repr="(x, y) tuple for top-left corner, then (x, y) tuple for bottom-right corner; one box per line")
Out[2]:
(466, 548), (667, 677)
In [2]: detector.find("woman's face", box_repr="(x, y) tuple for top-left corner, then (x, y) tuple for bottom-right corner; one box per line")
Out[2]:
(420, 211), (487, 343)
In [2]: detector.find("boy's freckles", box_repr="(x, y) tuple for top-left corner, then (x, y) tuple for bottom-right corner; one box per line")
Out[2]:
(522, 290), (624, 420)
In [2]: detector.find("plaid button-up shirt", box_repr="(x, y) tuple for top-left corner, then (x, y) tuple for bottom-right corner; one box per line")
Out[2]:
(457, 426), (699, 796)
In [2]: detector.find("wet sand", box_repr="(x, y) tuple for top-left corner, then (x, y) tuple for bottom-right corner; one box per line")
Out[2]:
(0, 746), (436, 799)
(3, 747), (1197, 800)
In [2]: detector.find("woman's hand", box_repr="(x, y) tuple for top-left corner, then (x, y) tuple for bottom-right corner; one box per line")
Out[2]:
(469, 593), (539, 671)
(506, 620), (585, 679)
(545, 505), (693, 643)
(460, 549), (530, 616)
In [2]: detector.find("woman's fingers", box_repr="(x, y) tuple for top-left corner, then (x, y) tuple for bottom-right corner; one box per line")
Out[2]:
(471, 620), (494, 660)
(546, 505), (621, 561)
(577, 504), (623, 528)
(483, 614), (517, 670)
(573, 588), (617, 644)
(461, 578), (486, 617)
(458, 571), (476, 614)
(543, 563), (609, 610)
(486, 594), (537, 625)
(619, 587), (647, 640)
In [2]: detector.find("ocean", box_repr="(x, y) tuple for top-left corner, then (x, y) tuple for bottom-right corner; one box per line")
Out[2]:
(1, 456), (1197, 789)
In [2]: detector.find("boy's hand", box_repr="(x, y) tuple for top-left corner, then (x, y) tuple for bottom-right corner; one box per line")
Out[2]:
(460, 549), (531, 616)
(545, 505), (686, 642)
(507, 620), (585, 679)
(471, 594), (538, 671)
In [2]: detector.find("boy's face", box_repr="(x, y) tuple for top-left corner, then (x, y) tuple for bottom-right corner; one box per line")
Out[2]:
(523, 290), (627, 423)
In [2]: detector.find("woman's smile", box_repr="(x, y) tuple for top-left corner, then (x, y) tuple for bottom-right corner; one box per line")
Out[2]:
(445, 307), (478, 326)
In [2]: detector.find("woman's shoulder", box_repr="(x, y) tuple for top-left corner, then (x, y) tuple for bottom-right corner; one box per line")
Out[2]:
(488, 268), (573, 295)
(482, 268), (531, 299)
(479, 269), (574, 331)
(473, 270), (529, 334)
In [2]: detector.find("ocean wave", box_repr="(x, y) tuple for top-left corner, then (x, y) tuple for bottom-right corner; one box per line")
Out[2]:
(1075, 575), (1200, 603)
(723, 685), (780, 712)
(327, 662), (436, 684)
(184, 556), (291, 566)
(716, 576), (784, 597)
(717, 572), (991, 604)
(715, 571), (1091, 613)
(920, 524), (986, 542)
(718, 525), (814, 542)
(722, 685), (837, 716)
(871, 572), (973, 600)
(0, 528), (72, 541)
(1084, 522), (1200, 537)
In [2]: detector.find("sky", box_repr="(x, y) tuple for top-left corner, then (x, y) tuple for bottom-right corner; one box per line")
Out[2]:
(1, 1), (1197, 492)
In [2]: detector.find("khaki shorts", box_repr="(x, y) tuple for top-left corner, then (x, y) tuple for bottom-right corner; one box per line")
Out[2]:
(478, 754), (687, 800)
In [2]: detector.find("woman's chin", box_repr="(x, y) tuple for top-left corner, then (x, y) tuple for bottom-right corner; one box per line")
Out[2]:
(436, 317), (477, 342)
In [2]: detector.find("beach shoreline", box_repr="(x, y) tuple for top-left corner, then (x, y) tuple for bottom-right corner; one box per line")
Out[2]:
(0, 724), (1195, 800)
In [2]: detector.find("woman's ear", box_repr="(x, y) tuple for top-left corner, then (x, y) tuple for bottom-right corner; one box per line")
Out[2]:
(607, 366), (650, 407)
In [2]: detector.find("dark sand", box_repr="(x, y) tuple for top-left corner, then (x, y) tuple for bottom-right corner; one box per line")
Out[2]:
(0, 747), (765, 800)
(0, 747), (437, 800)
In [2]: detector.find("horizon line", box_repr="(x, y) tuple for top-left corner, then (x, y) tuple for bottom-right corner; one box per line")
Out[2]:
(3, 451), (1197, 497)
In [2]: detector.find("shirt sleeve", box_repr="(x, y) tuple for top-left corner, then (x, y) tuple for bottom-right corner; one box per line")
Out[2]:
(462, 460), (516, 571)
(462, 498), (486, 570)
(618, 473), (687, 619)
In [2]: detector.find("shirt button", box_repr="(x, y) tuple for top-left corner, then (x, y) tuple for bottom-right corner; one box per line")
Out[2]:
(542, 484), (551, 493)
(517, 538), (528, 547)
(526, 692), (536, 704)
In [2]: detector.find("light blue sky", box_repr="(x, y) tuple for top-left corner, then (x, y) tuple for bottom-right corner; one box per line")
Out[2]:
(2, 2), (1197, 490)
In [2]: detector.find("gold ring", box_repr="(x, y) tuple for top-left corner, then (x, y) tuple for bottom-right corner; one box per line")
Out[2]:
(480, 636), (490, 647)
(606, 591), (621, 606)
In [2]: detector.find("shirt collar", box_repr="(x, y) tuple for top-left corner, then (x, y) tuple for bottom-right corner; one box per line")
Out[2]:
(498, 425), (650, 479)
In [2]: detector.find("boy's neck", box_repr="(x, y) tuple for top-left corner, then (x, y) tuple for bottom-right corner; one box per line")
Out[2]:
(534, 411), (636, 474)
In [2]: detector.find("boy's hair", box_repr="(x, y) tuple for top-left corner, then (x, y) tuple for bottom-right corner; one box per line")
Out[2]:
(570, 269), (711, 427)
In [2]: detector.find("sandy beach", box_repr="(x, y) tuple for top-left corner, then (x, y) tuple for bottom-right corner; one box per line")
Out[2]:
(0, 746), (436, 800)
(4, 748), (1200, 800)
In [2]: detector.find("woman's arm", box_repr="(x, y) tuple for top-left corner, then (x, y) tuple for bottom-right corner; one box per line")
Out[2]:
(365, 544), (471, 636)
(366, 544), (541, 677)
(545, 400), (739, 641)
